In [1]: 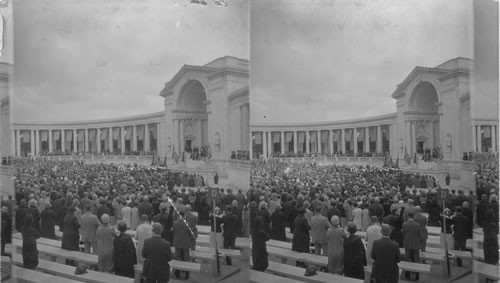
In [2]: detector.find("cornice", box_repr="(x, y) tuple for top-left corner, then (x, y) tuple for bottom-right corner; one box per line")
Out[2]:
(438, 69), (471, 82)
(12, 111), (165, 128)
(159, 65), (219, 97)
(391, 66), (452, 99)
(251, 113), (397, 131)
(207, 68), (249, 81)
(228, 86), (249, 101)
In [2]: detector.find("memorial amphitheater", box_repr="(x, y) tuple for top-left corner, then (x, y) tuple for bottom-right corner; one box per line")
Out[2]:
(4, 56), (250, 190)
(251, 57), (497, 189)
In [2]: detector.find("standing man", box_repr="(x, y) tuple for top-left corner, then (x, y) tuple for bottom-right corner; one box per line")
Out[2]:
(451, 206), (468, 267)
(80, 204), (101, 254)
(413, 206), (428, 252)
(172, 211), (192, 280)
(142, 223), (172, 283)
(371, 224), (401, 283)
(402, 212), (421, 281)
(214, 173), (219, 185)
(310, 206), (331, 255)
(222, 205), (238, 265)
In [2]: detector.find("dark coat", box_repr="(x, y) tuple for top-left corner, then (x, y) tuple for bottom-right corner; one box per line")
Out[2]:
(114, 233), (137, 278)
(57, 205), (69, 231)
(270, 210), (287, 241)
(15, 206), (28, 232)
(462, 207), (473, 239)
(22, 225), (40, 269)
(371, 237), (401, 283)
(172, 218), (193, 249)
(40, 208), (56, 239)
(292, 214), (310, 253)
(452, 214), (468, 242)
(258, 208), (271, 236)
(402, 219), (421, 250)
(483, 222), (499, 265)
(251, 228), (269, 271)
(222, 213), (238, 239)
(142, 236), (172, 281)
(61, 213), (80, 251)
(27, 207), (41, 233)
(343, 235), (366, 280)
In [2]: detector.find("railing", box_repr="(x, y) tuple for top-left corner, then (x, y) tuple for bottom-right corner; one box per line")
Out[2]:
(268, 156), (386, 163)
(40, 154), (154, 164)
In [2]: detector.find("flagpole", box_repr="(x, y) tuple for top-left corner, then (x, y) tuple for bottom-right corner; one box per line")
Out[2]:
(213, 198), (220, 276)
(442, 200), (451, 277)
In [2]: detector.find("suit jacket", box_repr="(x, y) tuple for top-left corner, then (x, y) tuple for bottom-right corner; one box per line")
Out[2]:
(80, 212), (101, 242)
(371, 237), (401, 283)
(142, 236), (172, 280)
(222, 213), (238, 239)
(172, 218), (192, 249)
(414, 213), (428, 240)
(452, 214), (468, 242)
(402, 219), (421, 250)
(310, 214), (331, 244)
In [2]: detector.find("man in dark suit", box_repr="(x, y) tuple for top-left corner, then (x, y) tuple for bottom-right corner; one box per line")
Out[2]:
(222, 205), (238, 265)
(371, 224), (401, 283)
(452, 206), (468, 267)
(413, 206), (428, 252)
(172, 211), (193, 280)
(142, 223), (172, 283)
(403, 212), (421, 280)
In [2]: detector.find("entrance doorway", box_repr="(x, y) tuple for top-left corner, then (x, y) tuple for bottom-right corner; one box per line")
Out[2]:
(417, 141), (424, 153)
(185, 140), (192, 152)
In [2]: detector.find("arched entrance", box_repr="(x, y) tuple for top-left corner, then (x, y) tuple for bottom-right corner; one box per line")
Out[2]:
(408, 81), (440, 154)
(176, 80), (209, 155)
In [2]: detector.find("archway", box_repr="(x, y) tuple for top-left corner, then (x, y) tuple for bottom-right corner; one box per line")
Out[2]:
(408, 81), (440, 154)
(177, 80), (209, 154)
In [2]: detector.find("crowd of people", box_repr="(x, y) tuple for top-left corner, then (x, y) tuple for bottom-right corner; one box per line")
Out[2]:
(0, 158), (250, 282)
(246, 159), (499, 281)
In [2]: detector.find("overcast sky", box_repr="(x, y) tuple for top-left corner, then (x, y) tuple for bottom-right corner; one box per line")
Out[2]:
(12, 0), (248, 122)
(251, 0), (473, 124)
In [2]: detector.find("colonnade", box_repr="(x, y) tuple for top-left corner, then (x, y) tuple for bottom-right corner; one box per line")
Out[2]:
(472, 124), (498, 153)
(11, 123), (160, 157)
(252, 124), (392, 158)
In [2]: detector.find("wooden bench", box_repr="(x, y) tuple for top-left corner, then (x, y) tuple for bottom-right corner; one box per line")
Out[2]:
(473, 260), (499, 282)
(195, 246), (241, 257)
(364, 261), (431, 283)
(427, 226), (440, 236)
(135, 261), (201, 283)
(249, 269), (306, 283)
(251, 258), (362, 283)
(236, 237), (252, 249)
(9, 251), (134, 283)
(11, 265), (84, 283)
(473, 248), (485, 261)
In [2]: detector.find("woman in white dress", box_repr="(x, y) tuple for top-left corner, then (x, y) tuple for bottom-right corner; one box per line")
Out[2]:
(135, 215), (153, 264)
(130, 202), (140, 230)
(121, 203), (132, 230)
(352, 202), (362, 231)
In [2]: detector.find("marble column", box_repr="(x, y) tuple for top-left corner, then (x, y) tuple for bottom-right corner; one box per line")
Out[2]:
(281, 131), (285, 154)
(73, 130), (77, 152)
(96, 129), (101, 153)
(173, 120), (178, 153)
(353, 128), (358, 155)
(492, 125), (497, 152)
(389, 125), (393, 155)
(365, 127), (370, 153)
(15, 130), (20, 156)
(48, 130), (53, 153)
(198, 119), (203, 148)
(429, 122), (434, 149)
(472, 125), (477, 152)
(30, 130), (35, 155)
(405, 121), (411, 154)
(411, 122), (416, 153)
(61, 130), (66, 153)
(262, 132), (267, 158)
(341, 129), (346, 154)
(35, 130), (40, 156)
(329, 130), (334, 154)
(306, 131), (311, 153)
(317, 130), (321, 153)
(477, 125), (482, 152)
(120, 127), (125, 154)
(108, 128), (113, 153)
(377, 126), (383, 154)
(180, 120), (185, 153)
(293, 131), (298, 154)
(155, 123), (160, 151)
(144, 124), (150, 153)
(249, 133), (253, 159)
(11, 130), (16, 156)
(267, 131), (272, 156)
(132, 125), (137, 152)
